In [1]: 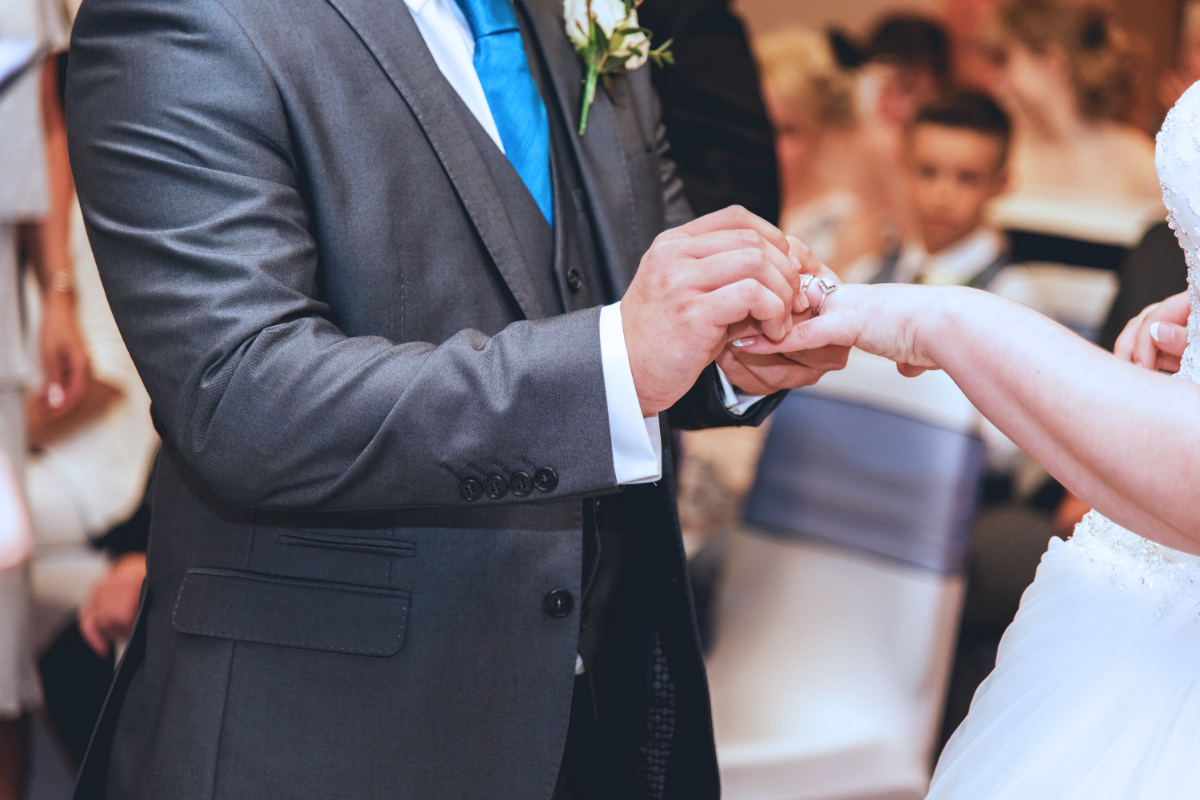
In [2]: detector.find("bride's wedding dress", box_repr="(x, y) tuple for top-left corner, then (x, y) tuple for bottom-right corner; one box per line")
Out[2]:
(927, 84), (1200, 798)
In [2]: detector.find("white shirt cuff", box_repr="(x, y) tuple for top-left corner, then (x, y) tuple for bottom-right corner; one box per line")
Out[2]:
(715, 365), (766, 417)
(599, 302), (663, 485)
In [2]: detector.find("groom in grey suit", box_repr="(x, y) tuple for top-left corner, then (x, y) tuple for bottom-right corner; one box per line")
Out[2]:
(64, 0), (843, 796)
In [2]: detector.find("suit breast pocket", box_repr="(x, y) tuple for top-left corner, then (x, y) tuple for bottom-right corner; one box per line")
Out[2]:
(171, 568), (410, 656)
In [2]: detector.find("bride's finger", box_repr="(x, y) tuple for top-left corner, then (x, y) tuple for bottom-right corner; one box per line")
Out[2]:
(1113, 303), (1155, 364)
(897, 363), (929, 378)
(1149, 321), (1187, 356)
(1131, 318), (1185, 370)
(1156, 352), (1183, 373)
(732, 314), (849, 354)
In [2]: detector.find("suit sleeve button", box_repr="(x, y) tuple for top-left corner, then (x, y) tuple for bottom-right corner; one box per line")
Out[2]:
(533, 468), (558, 492)
(459, 479), (483, 502)
(510, 472), (533, 496)
(484, 475), (508, 499)
(543, 589), (574, 618)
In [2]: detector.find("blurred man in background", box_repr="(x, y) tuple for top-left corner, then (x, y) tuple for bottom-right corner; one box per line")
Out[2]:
(864, 91), (1015, 291)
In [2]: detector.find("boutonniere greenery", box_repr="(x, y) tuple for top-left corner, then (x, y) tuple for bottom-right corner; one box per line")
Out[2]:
(564, 0), (673, 135)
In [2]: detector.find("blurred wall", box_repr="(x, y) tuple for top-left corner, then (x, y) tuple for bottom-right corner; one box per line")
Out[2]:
(732, 0), (938, 38)
(1111, 0), (1183, 128)
(734, 0), (1181, 131)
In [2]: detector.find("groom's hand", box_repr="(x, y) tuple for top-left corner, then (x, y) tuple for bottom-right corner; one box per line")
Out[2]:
(717, 236), (850, 394)
(622, 206), (808, 417)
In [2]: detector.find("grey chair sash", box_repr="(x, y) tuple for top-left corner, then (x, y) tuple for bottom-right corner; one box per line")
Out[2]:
(743, 391), (985, 575)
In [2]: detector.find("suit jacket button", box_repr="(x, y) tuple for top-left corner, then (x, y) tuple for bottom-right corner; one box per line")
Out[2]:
(484, 475), (508, 499)
(459, 478), (483, 502)
(533, 467), (558, 492)
(543, 589), (574, 618)
(510, 472), (533, 496)
(565, 268), (583, 292)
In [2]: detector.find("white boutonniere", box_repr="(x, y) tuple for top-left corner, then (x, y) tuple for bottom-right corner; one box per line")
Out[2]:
(564, 0), (673, 135)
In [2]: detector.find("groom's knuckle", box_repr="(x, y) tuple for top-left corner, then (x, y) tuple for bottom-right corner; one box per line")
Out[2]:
(732, 228), (758, 248)
(740, 247), (765, 270)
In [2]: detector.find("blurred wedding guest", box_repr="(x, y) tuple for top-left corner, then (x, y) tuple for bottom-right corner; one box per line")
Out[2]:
(862, 16), (952, 132)
(860, 92), (1018, 294)
(859, 92), (1041, 474)
(944, 0), (1005, 89)
(39, 504), (149, 765)
(23, 195), (158, 655)
(853, 14), (954, 244)
(24, 221), (155, 760)
(755, 28), (883, 274)
(987, 0), (1159, 202)
(639, 0), (778, 222)
(0, 1), (85, 795)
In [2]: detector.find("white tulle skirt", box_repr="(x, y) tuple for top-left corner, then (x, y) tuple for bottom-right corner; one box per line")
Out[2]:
(929, 514), (1200, 799)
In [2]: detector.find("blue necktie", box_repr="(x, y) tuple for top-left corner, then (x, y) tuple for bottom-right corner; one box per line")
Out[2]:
(453, 0), (554, 227)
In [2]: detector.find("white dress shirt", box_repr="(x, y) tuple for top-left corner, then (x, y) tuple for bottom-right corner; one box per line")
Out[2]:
(401, 0), (760, 488)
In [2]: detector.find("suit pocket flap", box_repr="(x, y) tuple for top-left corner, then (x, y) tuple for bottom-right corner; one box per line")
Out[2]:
(172, 568), (410, 656)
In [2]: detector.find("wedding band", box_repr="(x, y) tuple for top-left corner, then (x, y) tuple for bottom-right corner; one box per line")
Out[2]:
(812, 277), (839, 316)
(800, 274), (816, 294)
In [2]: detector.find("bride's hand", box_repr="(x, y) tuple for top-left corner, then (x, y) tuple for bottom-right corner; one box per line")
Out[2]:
(732, 283), (958, 376)
(1113, 291), (1189, 373)
(717, 236), (852, 392)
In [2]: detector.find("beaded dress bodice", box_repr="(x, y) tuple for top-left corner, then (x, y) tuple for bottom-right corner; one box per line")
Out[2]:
(1067, 81), (1200, 614)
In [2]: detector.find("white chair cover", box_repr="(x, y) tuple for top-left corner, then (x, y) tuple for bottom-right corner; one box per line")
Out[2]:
(707, 351), (983, 800)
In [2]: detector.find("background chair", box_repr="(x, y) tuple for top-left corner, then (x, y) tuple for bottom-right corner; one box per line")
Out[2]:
(988, 190), (1163, 342)
(705, 350), (985, 800)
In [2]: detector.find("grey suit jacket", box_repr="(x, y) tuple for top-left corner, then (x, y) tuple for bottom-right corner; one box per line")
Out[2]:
(66, 0), (781, 796)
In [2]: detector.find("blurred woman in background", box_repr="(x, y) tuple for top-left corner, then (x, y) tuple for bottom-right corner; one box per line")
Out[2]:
(987, 0), (1159, 202)
(756, 28), (883, 275)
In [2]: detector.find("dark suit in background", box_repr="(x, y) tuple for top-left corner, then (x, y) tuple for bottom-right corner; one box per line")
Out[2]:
(639, 0), (779, 223)
(65, 0), (780, 797)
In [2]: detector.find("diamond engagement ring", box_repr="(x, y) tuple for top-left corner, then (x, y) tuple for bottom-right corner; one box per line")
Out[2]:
(812, 277), (839, 316)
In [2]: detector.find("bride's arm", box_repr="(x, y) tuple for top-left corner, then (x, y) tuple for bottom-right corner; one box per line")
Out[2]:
(738, 284), (1200, 555)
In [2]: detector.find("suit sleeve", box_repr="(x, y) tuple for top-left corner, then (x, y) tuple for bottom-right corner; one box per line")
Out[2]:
(66, 0), (618, 511)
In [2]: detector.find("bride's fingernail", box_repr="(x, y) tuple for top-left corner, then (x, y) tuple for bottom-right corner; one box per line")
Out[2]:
(47, 382), (64, 409)
(1151, 321), (1170, 343)
(731, 338), (757, 347)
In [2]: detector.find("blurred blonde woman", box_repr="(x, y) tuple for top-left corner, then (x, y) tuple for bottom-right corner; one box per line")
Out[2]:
(756, 28), (884, 274)
(987, 0), (1159, 201)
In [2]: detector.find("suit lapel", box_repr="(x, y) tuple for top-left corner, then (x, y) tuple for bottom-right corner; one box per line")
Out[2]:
(515, 0), (642, 296)
(322, 0), (547, 319)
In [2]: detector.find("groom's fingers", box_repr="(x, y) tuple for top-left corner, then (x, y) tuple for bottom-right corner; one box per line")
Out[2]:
(787, 235), (839, 280)
(688, 248), (796, 323)
(669, 206), (791, 262)
(781, 343), (850, 372)
(665, 230), (802, 311)
(715, 349), (824, 394)
(702, 279), (790, 342)
(669, 228), (802, 303)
